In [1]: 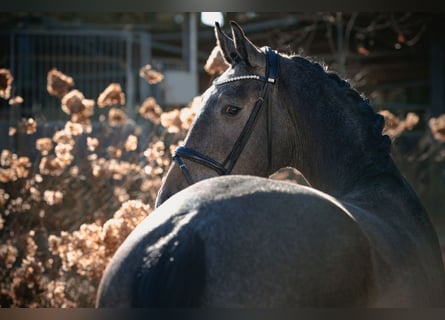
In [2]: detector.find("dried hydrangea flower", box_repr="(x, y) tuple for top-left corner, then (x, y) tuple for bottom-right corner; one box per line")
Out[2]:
(113, 187), (130, 203)
(47, 68), (74, 98)
(204, 46), (229, 76)
(18, 118), (37, 135)
(124, 134), (138, 152)
(60, 90), (82, 114)
(379, 110), (400, 132)
(138, 97), (162, 123)
(11, 252), (45, 307)
(43, 190), (64, 206)
(55, 143), (74, 166)
(0, 188), (10, 207)
(29, 186), (41, 202)
(9, 127), (16, 136)
(429, 114), (445, 142)
(139, 64), (164, 84)
(101, 200), (151, 254)
(45, 280), (70, 306)
(143, 140), (165, 161)
(378, 110), (419, 138)
(107, 146), (122, 159)
(0, 68), (13, 100)
(9, 96), (23, 106)
(53, 129), (74, 146)
(39, 155), (66, 176)
(0, 242), (18, 268)
(108, 107), (127, 126)
(160, 109), (182, 133)
(61, 90), (94, 123)
(64, 121), (84, 136)
(87, 137), (99, 152)
(179, 96), (200, 130)
(97, 83), (126, 108)
(69, 165), (79, 177)
(1, 149), (13, 167)
(0, 168), (14, 183)
(36, 138), (53, 156)
(404, 112), (419, 130)
(0, 156), (31, 183)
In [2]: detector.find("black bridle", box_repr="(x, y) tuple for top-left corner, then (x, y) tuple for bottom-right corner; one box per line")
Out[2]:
(173, 47), (279, 185)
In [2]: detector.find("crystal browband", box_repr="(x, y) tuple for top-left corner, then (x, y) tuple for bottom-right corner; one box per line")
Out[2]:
(214, 74), (275, 86)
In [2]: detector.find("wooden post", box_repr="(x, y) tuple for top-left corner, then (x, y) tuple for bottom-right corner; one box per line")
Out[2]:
(125, 31), (135, 119)
(139, 31), (152, 102)
(182, 13), (198, 75)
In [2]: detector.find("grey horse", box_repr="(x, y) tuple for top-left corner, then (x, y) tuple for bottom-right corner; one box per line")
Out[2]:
(96, 21), (445, 307)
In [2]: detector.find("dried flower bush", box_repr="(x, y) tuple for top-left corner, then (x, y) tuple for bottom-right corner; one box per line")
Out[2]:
(0, 150), (31, 183)
(0, 67), (199, 307)
(2, 62), (444, 308)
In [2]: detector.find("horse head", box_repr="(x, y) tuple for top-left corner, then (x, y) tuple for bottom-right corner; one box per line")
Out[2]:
(156, 22), (296, 206)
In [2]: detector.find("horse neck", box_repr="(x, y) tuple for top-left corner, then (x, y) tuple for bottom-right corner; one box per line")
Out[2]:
(279, 57), (395, 199)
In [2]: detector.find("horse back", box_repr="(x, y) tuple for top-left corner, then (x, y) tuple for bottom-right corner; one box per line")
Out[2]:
(98, 176), (376, 307)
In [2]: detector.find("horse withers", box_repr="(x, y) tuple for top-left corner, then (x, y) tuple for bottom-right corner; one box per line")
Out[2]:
(96, 21), (445, 307)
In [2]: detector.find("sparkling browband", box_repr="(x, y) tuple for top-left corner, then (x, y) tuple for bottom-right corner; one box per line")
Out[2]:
(214, 74), (274, 86)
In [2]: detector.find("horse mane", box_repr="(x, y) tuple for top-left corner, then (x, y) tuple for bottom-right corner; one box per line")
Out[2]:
(288, 55), (393, 176)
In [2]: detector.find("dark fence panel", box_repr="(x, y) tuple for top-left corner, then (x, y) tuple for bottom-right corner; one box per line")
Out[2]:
(0, 28), (152, 123)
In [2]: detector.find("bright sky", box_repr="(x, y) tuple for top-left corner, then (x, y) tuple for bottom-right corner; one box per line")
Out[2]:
(200, 12), (224, 27)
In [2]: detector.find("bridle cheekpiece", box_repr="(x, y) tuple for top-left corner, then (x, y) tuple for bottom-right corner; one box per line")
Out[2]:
(173, 47), (279, 185)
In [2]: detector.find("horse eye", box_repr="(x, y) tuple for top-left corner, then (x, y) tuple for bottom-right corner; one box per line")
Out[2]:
(224, 105), (241, 116)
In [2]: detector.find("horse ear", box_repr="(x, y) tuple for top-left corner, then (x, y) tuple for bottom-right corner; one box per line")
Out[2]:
(230, 21), (264, 68)
(214, 22), (238, 65)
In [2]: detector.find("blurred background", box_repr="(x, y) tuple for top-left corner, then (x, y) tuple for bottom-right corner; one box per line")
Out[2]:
(1, 12), (444, 214)
(0, 12), (444, 307)
(1, 13), (444, 116)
